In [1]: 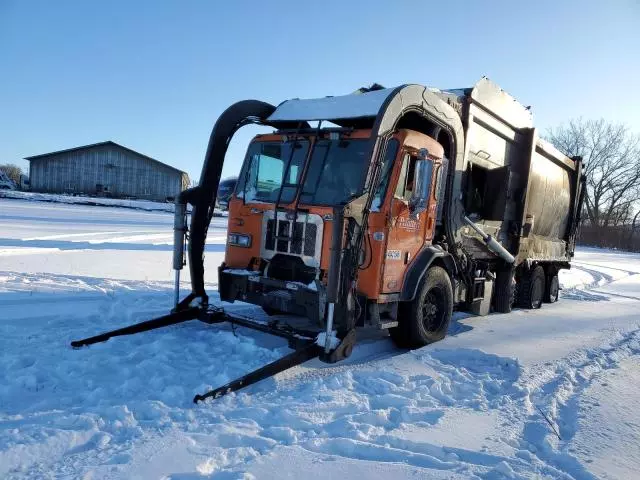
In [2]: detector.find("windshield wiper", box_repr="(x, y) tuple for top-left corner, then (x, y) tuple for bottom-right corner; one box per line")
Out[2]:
(340, 193), (361, 205)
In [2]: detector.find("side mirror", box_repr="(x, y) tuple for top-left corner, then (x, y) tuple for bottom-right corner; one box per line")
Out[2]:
(409, 149), (433, 218)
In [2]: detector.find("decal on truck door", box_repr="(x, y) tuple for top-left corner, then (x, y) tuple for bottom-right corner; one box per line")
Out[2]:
(397, 217), (419, 232)
(386, 250), (401, 260)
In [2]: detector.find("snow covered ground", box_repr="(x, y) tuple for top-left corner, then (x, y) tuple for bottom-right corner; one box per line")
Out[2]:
(1, 198), (639, 479)
(0, 190), (228, 216)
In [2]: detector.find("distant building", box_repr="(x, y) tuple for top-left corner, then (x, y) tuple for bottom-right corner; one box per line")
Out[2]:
(25, 141), (189, 202)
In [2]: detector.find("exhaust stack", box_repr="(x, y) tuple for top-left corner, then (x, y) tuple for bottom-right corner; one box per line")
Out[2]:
(463, 216), (515, 264)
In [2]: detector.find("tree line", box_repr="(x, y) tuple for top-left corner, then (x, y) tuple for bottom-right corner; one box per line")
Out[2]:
(546, 118), (640, 251)
(0, 163), (25, 185)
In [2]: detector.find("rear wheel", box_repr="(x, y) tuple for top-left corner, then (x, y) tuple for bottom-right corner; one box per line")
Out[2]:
(493, 266), (515, 313)
(544, 274), (559, 303)
(517, 265), (545, 309)
(389, 266), (453, 349)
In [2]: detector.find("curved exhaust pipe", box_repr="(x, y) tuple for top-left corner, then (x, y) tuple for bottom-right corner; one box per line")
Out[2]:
(463, 216), (515, 264)
(187, 100), (278, 300)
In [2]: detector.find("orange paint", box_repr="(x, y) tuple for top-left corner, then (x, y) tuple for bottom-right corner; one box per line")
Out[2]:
(223, 128), (444, 301)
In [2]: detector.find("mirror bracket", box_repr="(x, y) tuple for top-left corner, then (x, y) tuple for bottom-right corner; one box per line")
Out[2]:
(408, 149), (432, 219)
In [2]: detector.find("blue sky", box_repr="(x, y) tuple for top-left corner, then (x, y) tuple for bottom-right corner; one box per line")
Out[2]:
(1, 0), (638, 182)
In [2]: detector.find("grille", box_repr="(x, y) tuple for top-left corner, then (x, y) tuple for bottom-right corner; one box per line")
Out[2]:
(264, 218), (317, 257)
(265, 219), (275, 250)
(277, 221), (289, 252)
(304, 224), (317, 256)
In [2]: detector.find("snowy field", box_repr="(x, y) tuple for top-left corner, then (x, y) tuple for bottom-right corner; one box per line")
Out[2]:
(0, 190), (228, 216)
(1, 198), (639, 479)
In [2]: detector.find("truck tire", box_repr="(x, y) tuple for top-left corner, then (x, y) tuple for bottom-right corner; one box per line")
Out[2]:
(493, 267), (515, 313)
(544, 274), (559, 303)
(517, 265), (545, 309)
(389, 266), (453, 349)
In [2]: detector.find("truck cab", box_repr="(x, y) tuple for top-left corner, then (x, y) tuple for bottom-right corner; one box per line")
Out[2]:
(219, 127), (448, 333)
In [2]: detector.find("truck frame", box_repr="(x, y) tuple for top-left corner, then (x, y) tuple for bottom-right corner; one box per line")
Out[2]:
(71, 78), (586, 402)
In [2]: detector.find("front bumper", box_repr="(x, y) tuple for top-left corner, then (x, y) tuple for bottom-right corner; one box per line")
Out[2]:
(218, 267), (325, 325)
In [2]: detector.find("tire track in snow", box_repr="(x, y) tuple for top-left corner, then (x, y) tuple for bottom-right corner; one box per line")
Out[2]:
(520, 328), (640, 480)
(567, 263), (640, 301)
(571, 260), (640, 275)
(561, 263), (639, 302)
(566, 265), (616, 289)
(175, 348), (572, 479)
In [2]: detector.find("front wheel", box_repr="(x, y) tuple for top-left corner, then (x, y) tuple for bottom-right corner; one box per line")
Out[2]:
(389, 266), (453, 349)
(493, 266), (515, 313)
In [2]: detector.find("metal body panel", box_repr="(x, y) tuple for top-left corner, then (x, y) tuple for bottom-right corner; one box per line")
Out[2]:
(457, 79), (582, 266)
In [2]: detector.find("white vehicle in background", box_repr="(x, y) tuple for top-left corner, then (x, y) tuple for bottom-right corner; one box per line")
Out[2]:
(0, 170), (17, 190)
(216, 176), (237, 211)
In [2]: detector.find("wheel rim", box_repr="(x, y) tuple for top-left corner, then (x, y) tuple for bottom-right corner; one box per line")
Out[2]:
(422, 286), (446, 332)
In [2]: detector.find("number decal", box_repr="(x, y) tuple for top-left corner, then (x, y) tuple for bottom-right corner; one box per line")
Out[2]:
(386, 250), (401, 260)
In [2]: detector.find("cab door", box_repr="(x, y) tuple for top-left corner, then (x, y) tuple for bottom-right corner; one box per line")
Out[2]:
(381, 151), (438, 293)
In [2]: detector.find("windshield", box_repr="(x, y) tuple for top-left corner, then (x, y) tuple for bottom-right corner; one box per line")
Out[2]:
(236, 137), (369, 206)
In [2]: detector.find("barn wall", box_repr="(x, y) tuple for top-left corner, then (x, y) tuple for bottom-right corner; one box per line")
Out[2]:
(29, 145), (184, 201)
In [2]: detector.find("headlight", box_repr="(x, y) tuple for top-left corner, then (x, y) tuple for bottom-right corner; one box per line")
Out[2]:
(228, 233), (252, 247)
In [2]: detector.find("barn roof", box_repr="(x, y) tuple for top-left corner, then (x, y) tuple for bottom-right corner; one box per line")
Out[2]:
(24, 141), (187, 175)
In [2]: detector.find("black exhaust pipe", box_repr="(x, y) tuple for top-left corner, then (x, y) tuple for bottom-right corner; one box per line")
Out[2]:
(187, 101), (277, 300)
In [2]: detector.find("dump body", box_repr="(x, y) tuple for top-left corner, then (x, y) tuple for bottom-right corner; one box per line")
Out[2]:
(448, 80), (584, 266)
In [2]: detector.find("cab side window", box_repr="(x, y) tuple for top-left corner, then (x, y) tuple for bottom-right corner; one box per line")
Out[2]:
(394, 154), (417, 201)
(371, 139), (400, 208)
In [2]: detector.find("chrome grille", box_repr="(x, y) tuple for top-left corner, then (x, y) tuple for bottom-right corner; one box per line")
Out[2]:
(304, 223), (317, 256)
(261, 211), (323, 267)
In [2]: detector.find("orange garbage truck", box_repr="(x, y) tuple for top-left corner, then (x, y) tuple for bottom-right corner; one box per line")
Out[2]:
(72, 78), (586, 403)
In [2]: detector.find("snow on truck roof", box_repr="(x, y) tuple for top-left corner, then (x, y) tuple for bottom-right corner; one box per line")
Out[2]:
(267, 78), (534, 132)
(267, 87), (397, 122)
(267, 85), (469, 123)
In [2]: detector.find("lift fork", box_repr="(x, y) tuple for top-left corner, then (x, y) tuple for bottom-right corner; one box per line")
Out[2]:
(70, 306), (322, 403)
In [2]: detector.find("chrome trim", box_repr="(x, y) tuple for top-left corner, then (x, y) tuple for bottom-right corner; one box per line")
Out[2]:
(261, 210), (324, 267)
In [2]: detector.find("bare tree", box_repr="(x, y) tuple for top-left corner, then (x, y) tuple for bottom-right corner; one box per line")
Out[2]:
(546, 119), (640, 227)
(629, 209), (640, 249)
(0, 163), (24, 185)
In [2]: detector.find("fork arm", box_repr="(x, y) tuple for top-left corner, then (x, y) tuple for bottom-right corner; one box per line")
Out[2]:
(70, 306), (202, 348)
(193, 341), (320, 403)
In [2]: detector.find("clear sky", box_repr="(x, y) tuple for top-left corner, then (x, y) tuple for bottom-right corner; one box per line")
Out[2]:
(1, 0), (639, 182)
